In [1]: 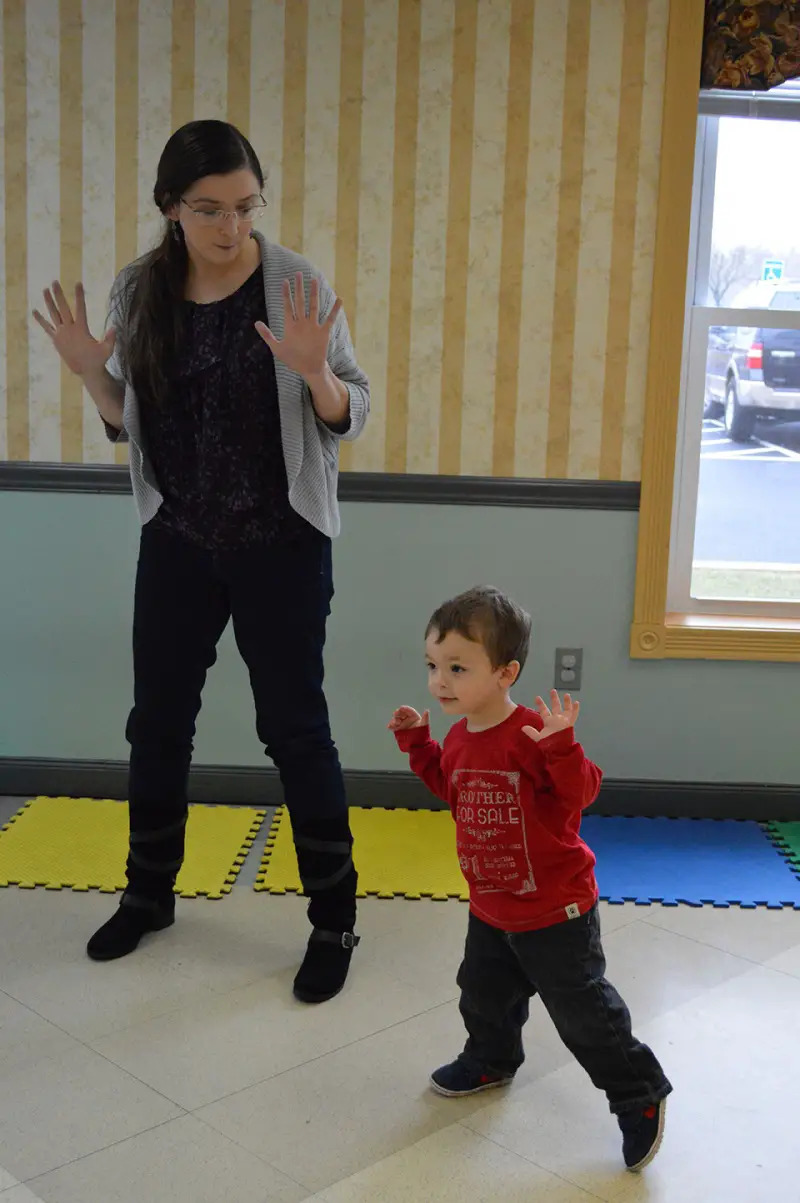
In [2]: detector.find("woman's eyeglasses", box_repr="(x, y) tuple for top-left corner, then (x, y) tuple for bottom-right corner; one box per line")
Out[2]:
(179, 196), (268, 227)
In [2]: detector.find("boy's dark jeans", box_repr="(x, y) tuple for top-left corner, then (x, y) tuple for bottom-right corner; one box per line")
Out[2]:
(123, 520), (356, 933)
(457, 906), (672, 1115)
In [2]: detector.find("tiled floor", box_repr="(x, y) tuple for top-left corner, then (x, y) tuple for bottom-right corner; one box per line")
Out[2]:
(2, 801), (800, 1201)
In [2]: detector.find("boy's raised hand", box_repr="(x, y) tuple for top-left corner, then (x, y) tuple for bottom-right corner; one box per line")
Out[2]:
(388, 706), (430, 732)
(522, 690), (580, 743)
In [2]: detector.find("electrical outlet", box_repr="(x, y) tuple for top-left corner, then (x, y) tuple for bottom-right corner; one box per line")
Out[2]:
(554, 647), (583, 691)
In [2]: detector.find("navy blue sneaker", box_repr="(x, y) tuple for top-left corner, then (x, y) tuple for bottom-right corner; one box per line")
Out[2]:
(618, 1098), (667, 1171)
(430, 1059), (514, 1098)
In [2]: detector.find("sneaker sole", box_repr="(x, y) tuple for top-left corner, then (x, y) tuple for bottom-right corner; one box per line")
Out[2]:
(429, 1075), (514, 1099)
(626, 1099), (667, 1172)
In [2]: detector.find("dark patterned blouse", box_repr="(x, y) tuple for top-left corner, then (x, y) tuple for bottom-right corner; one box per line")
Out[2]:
(142, 265), (310, 550)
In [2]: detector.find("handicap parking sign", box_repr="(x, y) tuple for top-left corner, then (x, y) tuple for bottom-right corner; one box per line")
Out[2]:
(762, 258), (784, 282)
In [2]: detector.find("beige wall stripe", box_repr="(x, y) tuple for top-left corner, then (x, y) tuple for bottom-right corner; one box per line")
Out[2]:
(81, 0), (116, 462)
(3, 0), (28, 460)
(492, 0), (535, 478)
(194, 0), (228, 123)
(227, 0), (252, 134)
(460, 0), (511, 478)
(334, 0), (365, 473)
(566, 0), (620, 479)
(438, 0), (478, 476)
(26, 0), (61, 460)
(60, 0), (84, 462)
(384, 0), (421, 475)
(621, 0), (668, 482)
(115, 0), (140, 274)
(512, 2), (568, 479)
(599, 0), (647, 481)
(348, 0), (397, 472)
(405, 0), (454, 476)
(545, 0), (590, 479)
(250, 1), (285, 234)
(281, 0), (308, 252)
(137, 0), (172, 255)
(171, 0), (196, 132)
(303, 0), (341, 280)
(114, 0), (139, 465)
(0, 5), (7, 458)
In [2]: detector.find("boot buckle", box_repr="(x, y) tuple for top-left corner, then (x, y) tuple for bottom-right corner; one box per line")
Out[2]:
(309, 928), (361, 950)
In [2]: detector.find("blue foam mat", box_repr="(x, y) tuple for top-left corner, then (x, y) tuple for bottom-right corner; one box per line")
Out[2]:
(580, 816), (800, 908)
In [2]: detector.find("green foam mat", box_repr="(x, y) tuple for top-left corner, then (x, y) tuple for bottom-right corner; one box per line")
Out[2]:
(767, 821), (800, 867)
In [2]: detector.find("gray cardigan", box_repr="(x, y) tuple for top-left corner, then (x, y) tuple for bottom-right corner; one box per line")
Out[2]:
(105, 231), (369, 538)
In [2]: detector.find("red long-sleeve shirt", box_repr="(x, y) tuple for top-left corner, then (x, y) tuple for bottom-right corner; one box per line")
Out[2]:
(396, 706), (602, 932)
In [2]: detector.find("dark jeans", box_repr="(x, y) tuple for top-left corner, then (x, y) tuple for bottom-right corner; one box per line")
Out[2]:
(123, 520), (357, 933)
(457, 907), (672, 1115)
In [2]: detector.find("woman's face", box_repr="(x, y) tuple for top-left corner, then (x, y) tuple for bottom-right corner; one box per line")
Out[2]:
(169, 169), (263, 267)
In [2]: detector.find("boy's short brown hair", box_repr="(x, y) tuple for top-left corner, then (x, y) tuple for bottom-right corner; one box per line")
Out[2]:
(426, 586), (531, 675)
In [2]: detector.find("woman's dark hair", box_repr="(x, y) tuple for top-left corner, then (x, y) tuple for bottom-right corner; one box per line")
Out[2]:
(122, 120), (264, 406)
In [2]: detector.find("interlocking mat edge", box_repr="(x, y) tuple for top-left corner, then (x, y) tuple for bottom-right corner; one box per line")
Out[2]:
(255, 806), (469, 901)
(4, 801), (798, 909)
(766, 821), (800, 869)
(0, 797), (266, 900)
(255, 808), (800, 908)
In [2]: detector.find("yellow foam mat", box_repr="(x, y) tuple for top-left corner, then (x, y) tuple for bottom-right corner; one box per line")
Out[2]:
(0, 797), (265, 899)
(255, 806), (468, 901)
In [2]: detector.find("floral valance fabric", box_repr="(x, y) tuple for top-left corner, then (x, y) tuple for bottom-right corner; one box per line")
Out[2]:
(702, 2), (800, 89)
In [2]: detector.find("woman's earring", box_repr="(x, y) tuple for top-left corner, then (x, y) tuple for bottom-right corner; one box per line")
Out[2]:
(171, 221), (181, 241)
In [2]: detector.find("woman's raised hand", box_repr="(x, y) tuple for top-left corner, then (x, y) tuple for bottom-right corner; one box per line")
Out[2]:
(33, 282), (116, 378)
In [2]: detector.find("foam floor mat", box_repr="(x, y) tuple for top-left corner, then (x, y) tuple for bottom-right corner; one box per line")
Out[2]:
(255, 806), (468, 900)
(0, 797), (265, 899)
(256, 808), (800, 908)
(582, 816), (800, 908)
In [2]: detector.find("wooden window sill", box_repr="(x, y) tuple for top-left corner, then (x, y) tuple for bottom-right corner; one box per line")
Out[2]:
(631, 616), (800, 661)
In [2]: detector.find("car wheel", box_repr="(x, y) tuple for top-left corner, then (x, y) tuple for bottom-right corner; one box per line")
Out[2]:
(724, 379), (756, 443)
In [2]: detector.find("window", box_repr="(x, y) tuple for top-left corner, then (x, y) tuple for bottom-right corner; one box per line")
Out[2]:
(631, 1), (800, 661)
(669, 100), (800, 619)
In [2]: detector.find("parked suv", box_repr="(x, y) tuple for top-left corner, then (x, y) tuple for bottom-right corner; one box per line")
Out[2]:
(704, 280), (800, 442)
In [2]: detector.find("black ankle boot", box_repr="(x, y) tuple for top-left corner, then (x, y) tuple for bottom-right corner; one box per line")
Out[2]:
(86, 893), (175, 961)
(293, 929), (360, 1003)
(290, 816), (360, 1002)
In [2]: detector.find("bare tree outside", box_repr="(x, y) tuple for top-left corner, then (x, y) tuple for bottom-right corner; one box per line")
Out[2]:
(708, 245), (800, 306)
(708, 246), (761, 305)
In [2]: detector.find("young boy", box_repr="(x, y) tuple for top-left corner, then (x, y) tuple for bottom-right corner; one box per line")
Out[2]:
(389, 586), (672, 1172)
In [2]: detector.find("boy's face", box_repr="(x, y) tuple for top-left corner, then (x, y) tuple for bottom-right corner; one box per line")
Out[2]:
(425, 628), (519, 720)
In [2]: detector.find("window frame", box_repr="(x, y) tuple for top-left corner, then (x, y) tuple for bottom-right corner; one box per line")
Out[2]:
(630, 0), (800, 662)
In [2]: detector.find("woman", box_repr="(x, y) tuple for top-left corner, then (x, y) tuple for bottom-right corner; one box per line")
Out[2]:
(34, 120), (369, 1004)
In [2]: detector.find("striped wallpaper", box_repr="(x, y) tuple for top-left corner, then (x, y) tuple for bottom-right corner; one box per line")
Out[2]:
(0, 0), (669, 479)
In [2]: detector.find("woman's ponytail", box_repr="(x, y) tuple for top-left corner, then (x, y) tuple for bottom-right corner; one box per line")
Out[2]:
(124, 221), (188, 407)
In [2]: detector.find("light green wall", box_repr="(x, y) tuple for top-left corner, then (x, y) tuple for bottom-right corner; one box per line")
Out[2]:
(1, 490), (798, 783)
